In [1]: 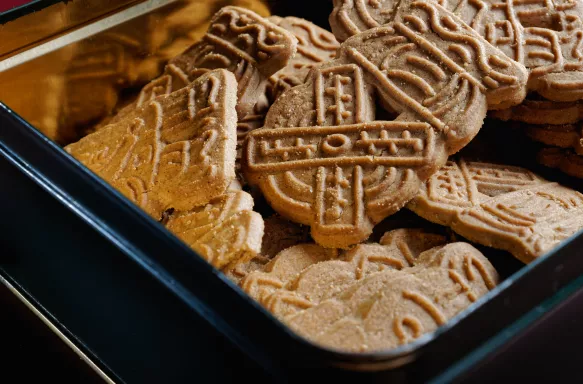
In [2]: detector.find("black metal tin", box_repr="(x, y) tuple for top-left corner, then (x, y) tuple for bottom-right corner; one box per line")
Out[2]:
(2, 0), (583, 382)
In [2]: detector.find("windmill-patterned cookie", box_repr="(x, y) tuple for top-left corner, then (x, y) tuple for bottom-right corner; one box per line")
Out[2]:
(331, 0), (583, 101)
(526, 122), (583, 154)
(284, 242), (499, 352)
(267, 16), (340, 102)
(65, 69), (238, 219)
(409, 158), (583, 262)
(243, 1), (528, 248)
(111, 6), (298, 124)
(538, 146), (583, 178)
(241, 229), (447, 319)
(490, 97), (583, 125)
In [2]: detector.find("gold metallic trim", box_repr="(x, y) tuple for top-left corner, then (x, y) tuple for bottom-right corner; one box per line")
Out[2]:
(0, 274), (117, 384)
(0, 0), (180, 72)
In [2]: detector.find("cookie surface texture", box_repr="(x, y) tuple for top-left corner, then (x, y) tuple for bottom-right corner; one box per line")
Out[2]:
(65, 69), (238, 219)
(241, 229), (447, 319)
(409, 158), (583, 262)
(331, 0), (583, 101)
(244, 1), (528, 248)
(284, 241), (498, 352)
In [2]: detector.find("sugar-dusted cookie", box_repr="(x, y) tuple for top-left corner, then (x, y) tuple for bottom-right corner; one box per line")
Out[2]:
(267, 16), (340, 102)
(409, 158), (583, 262)
(330, 0), (583, 101)
(241, 229), (447, 318)
(65, 69), (238, 219)
(490, 97), (583, 125)
(526, 123), (583, 155)
(244, 1), (528, 248)
(538, 146), (583, 178)
(285, 242), (498, 352)
(113, 6), (298, 123)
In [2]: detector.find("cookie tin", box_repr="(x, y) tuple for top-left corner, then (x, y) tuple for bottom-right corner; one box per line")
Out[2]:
(1, 0), (583, 382)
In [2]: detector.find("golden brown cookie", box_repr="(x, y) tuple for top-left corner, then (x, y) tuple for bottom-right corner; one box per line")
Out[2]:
(525, 123), (583, 155)
(267, 16), (340, 102)
(165, 191), (254, 247)
(65, 69), (238, 219)
(409, 158), (583, 263)
(330, 0), (583, 102)
(113, 6), (298, 124)
(191, 210), (264, 269)
(490, 97), (583, 125)
(243, 1), (528, 248)
(285, 242), (498, 352)
(241, 229), (447, 318)
(538, 146), (583, 178)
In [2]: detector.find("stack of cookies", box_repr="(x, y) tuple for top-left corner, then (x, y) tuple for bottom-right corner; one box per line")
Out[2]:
(63, 2), (583, 353)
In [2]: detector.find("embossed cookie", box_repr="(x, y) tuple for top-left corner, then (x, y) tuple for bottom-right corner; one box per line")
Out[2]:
(490, 97), (583, 125)
(330, 0), (583, 101)
(65, 69), (238, 219)
(538, 147), (583, 178)
(409, 159), (583, 263)
(525, 123), (583, 155)
(285, 242), (498, 352)
(243, 1), (528, 248)
(408, 159), (546, 226)
(241, 229), (447, 318)
(112, 6), (298, 123)
(267, 16), (340, 102)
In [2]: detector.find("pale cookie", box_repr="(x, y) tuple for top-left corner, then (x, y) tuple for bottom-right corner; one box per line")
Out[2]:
(330, 0), (583, 101)
(452, 182), (583, 263)
(65, 69), (238, 219)
(112, 6), (298, 123)
(410, 158), (583, 263)
(538, 146), (583, 178)
(285, 242), (498, 352)
(243, 1), (528, 248)
(241, 229), (447, 318)
(408, 159), (546, 226)
(267, 16), (340, 102)
(525, 123), (583, 155)
(490, 97), (583, 125)
(240, 244), (337, 303)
